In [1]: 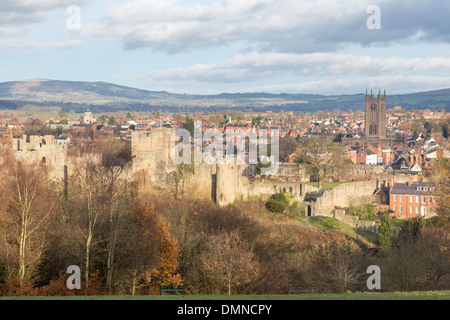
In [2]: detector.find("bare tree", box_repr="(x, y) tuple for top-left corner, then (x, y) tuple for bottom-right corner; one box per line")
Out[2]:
(70, 154), (103, 288)
(296, 138), (346, 188)
(166, 163), (195, 199)
(309, 242), (367, 293)
(0, 156), (56, 286)
(99, 150), (135, 293)
(200, 231), (259, 295)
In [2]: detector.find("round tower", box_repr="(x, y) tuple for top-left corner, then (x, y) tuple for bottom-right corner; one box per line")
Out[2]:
(216, 158), (238, 206)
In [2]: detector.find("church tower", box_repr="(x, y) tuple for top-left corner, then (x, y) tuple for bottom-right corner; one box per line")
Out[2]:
(365, 90), (386, 140)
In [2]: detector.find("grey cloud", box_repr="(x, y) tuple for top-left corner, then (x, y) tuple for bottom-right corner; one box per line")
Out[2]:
(0, 0), (89, 25)
(100, 0), (450, 54)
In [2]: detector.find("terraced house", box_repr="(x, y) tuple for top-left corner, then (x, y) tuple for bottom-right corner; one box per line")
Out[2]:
(389, 180), (438, 218)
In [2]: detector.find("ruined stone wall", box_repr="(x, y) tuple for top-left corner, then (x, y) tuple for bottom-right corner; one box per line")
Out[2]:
(185, 163), (217, 200)
(131, 128), (175, 181)
(310, 180), (379, 217)
(12, 135), (68, 180)
(236, 179), (303, 202)
(334, 209), (378, 233)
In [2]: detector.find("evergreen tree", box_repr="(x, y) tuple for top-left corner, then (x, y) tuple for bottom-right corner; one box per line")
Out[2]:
(378, 212), (394, 256)
(185, 116), (195, 136)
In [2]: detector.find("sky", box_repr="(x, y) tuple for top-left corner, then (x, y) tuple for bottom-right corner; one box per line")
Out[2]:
(1, 0), (450, 95)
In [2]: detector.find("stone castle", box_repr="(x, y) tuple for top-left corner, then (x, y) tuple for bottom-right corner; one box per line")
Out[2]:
(3, 127), (424, 227)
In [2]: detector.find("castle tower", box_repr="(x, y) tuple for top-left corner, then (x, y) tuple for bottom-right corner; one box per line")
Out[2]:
(215, 157), (238, 206)
(365, 90), (386, 140)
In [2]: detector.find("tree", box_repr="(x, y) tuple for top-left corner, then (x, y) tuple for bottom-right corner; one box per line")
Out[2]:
(166, 163), (195, 199)
(0, 155), (57, 286)
(200, 231), (259, 295)
(428, 158), (450, 215)
(185, 116), (195, 137)
(378, 218), (444, 292)
(378, 212), (394, 256)
(310, 242), (366, 294)
(278, 137), (298, 162)
(97, 140), (135, 292)
(125, 201), (182, 295)
(69, 154), (104, 288)
(296, 138), (346, 188)
(254, 160), (272, 176)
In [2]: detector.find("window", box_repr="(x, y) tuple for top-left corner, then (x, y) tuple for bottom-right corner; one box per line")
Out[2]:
(400, 206), (403, 213)
(416, 207), (419, 214)
(424, 187), (428, 191)
(417, 186), (422, 191)
(394, 205), (397, 212)
(394, 195), (397, 202)
(416, 196), (419, 203)
(423, 197), (426, 202)
(410, 207), (413, 214)
(410, 196), (413, 203)
(429, 198), (432, 203)
(400, 196), (403, 202)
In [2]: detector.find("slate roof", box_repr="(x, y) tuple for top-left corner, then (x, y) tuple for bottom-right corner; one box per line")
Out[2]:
(390, 182), (436, 195)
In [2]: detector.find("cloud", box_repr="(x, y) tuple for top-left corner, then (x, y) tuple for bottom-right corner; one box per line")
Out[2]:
(142, 52), (450, 83)
(95, 0), (450, 53)
(0, 0), (89, 25)
(242, 75), (450, 95)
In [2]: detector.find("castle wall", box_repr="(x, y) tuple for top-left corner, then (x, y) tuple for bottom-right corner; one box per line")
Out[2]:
(131, 128), (175, 181)
(12, 135), (68, 180)
(310, 180), (379, 217)
(185, 163), (216, 199)
(334, 209), (378, 233)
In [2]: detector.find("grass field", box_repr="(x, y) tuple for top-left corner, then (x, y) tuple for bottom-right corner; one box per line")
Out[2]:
(1, 291), (449, 300)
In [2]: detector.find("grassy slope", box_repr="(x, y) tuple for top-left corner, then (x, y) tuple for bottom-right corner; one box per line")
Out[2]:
(308, 216), (379, 248)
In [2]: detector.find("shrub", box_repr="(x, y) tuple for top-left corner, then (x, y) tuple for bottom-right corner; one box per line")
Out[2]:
(266, 200), (286, 213)
(271, 192), (290, 204)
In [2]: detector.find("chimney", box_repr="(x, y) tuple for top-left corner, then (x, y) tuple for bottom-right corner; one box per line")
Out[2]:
(418, 174), (424, 182)
(408, 176), (415, 186)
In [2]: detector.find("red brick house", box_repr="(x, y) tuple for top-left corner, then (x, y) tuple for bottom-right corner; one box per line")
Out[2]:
(389, 181), (438, 218)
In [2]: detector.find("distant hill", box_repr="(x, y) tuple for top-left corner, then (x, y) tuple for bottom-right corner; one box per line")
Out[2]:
(0, 79), (178, 102)
(0, 79), (449, 113)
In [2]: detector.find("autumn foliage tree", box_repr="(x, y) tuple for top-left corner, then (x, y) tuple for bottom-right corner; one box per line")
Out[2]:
(125, 201), (182, 295)
(428, 158), (450, 215)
